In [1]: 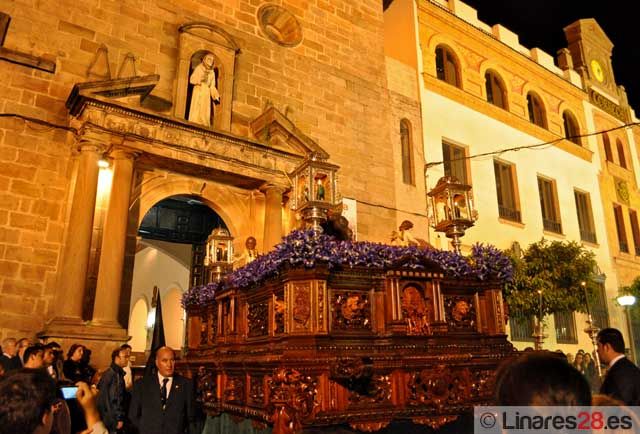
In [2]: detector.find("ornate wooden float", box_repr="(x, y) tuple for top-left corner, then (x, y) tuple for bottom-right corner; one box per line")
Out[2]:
(182, 232), (515, 433)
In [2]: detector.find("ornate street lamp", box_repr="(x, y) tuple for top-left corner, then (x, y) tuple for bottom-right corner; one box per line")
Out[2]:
(205, 227), (234, 282)
(290, 153), (339, 232)
(427, 176), (477, 254)
(582, 280), (603, 377)
(617, 293), (637, 363)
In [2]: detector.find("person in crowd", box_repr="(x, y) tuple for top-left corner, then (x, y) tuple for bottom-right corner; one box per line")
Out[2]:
(597, 327), (640, 405)
(573, 351), (585, 374)
(583, 352), (599, 391)
(566, 352), (574, 365)
(97, 347), (129, 433)
(23, 344), (45, 370)
(16, 338), (32, 366)
(43, 342), (63, 382)
(0, 368), (109, 434)
(63, 344), (87, 383)
(0, 364), (4, 379)
(0, 338), (21, 372)
(80, 347), (98, 385)
(496, 351), (591, 406)
(120, 344), (133, 392)
(129, 346), (197, 434)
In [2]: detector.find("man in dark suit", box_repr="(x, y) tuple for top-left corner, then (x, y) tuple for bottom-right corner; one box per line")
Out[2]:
(597, 327), (640, 405)
(0, 338), (21, 372)
(128, 346), (196, 434)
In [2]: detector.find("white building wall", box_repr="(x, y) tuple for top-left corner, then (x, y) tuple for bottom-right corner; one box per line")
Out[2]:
(421, 89), (622, 352)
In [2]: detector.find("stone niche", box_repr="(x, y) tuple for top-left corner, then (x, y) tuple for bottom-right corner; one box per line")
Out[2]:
(174, 22), (239, 132)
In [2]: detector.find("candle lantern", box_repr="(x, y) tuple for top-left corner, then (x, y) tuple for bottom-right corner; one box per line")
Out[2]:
(205, 227), (234, 282)
(290, 153), (339, 232)
(427, 176), (477, 254)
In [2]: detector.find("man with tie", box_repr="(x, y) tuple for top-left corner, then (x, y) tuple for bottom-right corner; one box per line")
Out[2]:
(128, 346), (197, 434)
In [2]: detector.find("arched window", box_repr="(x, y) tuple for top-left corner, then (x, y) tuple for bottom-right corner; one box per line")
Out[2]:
(400, 119), (414, 185)
(603, 133), (613, 162)
(526, 92), (546, 128)
(435, 45), (460, 88)
(562, 110), (581, 145)
(617, 139), (628, 168)
(485, 70), (507, 110)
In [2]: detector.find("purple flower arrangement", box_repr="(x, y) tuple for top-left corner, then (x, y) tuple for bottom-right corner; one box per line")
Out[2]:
(182, 230), (513, 309)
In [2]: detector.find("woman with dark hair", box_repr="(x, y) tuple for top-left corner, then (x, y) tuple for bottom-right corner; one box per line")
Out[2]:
(63, 344), (93, 384)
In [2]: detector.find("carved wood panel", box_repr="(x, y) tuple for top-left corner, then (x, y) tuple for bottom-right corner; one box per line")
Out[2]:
(331, 291), (371, 331)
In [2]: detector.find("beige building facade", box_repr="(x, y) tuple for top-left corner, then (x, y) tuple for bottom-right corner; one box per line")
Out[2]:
(384, 0), (639, 354)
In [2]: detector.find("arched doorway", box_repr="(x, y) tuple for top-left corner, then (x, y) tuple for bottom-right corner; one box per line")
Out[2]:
(128, 194), (229, 352)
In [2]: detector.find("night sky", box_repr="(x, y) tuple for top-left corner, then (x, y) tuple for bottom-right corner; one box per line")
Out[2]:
(460, 1), (640, 115)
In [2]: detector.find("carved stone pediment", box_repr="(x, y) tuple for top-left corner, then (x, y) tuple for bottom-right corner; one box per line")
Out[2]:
(66, 74), (163, 115)
(250, 106), (329, 159)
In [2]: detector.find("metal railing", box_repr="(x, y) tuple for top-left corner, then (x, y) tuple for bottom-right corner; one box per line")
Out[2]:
(498, 206), (521, 222)
(543, 218), (562, 234)
(580, 229), (597, 244)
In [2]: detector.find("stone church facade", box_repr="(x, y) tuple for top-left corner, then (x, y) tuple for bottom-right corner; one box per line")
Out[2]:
(0, 0), (426, 360)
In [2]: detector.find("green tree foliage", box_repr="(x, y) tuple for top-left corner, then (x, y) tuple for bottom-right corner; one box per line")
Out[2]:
(620, 276), (640, 300)
(504, 239), (597, 318)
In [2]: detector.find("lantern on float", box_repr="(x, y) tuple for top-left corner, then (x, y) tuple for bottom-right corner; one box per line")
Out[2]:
(290, 153), (339, 232)
(204, 227), (234, 282)
(427, 176), (477, 254)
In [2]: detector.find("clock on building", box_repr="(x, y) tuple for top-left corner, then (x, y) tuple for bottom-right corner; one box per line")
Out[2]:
(590, 59), (605, 83)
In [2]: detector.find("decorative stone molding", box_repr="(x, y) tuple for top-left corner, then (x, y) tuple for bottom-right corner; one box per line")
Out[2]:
(257, 4), (303, 47)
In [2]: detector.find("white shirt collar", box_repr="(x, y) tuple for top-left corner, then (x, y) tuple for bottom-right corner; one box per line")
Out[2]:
(609, 354), (625, 368)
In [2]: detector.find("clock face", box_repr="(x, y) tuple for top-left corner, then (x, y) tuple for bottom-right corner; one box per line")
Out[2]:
(590, 59), (605, 83)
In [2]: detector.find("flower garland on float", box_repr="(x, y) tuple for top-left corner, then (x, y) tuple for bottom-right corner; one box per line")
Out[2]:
(182, 229), (513, 309)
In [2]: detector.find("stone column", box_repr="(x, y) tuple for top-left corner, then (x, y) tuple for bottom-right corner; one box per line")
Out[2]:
(91, 149), (136, 334)
(262, 184), (286, 251)
(49, 141), (103, 326)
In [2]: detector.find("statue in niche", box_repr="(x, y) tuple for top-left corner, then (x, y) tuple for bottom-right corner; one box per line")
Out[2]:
(188, 52), (220, 127)
(315, 176), (326, 201)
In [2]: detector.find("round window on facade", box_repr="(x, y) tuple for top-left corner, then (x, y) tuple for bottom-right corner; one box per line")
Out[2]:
(257, 4), (303, 47)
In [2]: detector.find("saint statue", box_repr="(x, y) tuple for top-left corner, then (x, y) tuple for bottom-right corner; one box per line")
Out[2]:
(188, 53), (220, 127)
(234, 236), (258, 267)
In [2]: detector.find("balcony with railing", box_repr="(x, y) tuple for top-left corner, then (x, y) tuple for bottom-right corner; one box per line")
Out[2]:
(543, 218), (562, 234)
(498, 206), (521, 222)
(580, 229), (597, 244)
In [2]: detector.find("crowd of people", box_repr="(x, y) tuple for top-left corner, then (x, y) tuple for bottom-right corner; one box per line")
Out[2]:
(2, 327), (640, 434)
(0, 338), (197, 434)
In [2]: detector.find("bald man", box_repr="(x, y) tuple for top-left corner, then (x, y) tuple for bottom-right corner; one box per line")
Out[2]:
(128, 347), (196, 434)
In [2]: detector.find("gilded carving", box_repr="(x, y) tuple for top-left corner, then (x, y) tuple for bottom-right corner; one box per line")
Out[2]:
(401, 285), (431, 335)
(470, 369), (495, 400)
(349, 421), (390, 432)
(195, 366), (217, 405)
(224, 376), (245, 404)
(444, 296), (476, 330)
(292, 284), (311, 329)
(274, 294), (285, 334)
(268, 368), (318, 432)
(210, 304), (218, 338)
(348, 374), (392, 407)
(408, 366), (472, 408)
(200, 313), (209, 345)
(249, 376), (265, 407)
(248, 301), (269, 337)
(332, 291), (371, 330)
(412, 416), (459, 429)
